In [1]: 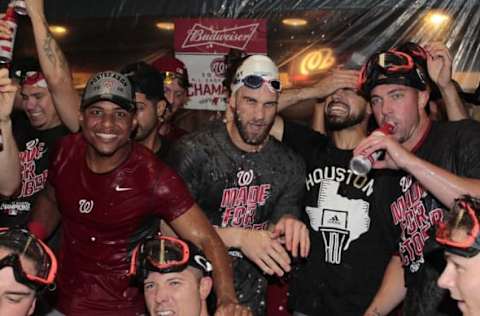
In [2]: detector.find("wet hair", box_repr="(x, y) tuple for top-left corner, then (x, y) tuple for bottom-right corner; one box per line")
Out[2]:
(120, 62), (165, 103)
(222, 49), (249, 97)
(444, 195), (480, 231)
(0, 241), (43, 275)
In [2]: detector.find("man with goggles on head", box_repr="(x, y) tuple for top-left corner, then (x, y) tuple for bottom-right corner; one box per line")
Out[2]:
(0, 227), (57, 316)
(167, 54), (309, 315)
(130, 235), (214, 316)
(394, 42), (468, 122)
(356, 44), (480, 316)
(437, 196), (480, 316)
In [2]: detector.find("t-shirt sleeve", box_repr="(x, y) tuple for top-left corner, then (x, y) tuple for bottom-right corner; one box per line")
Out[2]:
(283, 120), (328, 159)
(456, 120), (480, 178)
(152, 163), (195, 223)
(165, 136), (204, 200)
(270, 151), (306, 223)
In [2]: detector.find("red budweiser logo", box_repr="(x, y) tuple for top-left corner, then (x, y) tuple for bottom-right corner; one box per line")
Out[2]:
(181, 23), (259, 50)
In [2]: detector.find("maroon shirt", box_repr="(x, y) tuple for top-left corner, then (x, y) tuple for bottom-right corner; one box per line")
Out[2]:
(48, 133), (194, 316)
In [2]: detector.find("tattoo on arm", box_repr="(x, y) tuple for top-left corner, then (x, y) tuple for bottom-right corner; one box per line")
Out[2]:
(41, 20), (67, 70)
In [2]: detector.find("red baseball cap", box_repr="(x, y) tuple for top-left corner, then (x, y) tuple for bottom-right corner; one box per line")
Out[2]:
(152, 56), (190, 88)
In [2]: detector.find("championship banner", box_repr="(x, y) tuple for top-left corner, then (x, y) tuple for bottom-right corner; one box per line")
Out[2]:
(174, 18), (267, 110)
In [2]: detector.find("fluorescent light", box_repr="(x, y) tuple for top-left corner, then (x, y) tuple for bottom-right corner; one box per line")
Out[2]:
(156, 22), (175, 31)
(425, 11), (450, 27)
(282, 18), (307, 27)
(49, 25), (67, 35)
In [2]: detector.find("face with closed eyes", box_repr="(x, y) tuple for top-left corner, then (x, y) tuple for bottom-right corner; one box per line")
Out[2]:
(0, 249), (37, 316)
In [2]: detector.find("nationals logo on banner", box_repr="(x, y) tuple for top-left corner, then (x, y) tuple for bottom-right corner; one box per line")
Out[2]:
(174, 18), (267, 110)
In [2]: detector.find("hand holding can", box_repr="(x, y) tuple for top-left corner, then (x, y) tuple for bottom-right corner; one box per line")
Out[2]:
(349, 123), (394, 176)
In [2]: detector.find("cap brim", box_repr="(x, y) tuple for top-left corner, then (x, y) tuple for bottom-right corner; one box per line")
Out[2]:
(82, 94), (136, 112)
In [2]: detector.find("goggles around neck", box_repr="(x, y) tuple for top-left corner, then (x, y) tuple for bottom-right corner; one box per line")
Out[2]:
(436, 198), (480, 258)
(0, 227), (57, 290)
(129, 235), (212, 282)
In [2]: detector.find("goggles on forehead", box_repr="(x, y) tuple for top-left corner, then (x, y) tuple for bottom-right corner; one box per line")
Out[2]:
(129, 235), (212, 281)
(436, 197), (480, 258)
(358, 49), (426, 95)
(397, 42), (429, 61)
(0, 227), (57, 290)
(232, 74), (281, 94)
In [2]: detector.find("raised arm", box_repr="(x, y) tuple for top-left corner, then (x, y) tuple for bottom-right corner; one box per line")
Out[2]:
(277, 68), (358, 112)
(26, 0), (80, 132)
(425, 42), (468, 121)
(0, 68), (20, 197)
(353, 129), (480, 208)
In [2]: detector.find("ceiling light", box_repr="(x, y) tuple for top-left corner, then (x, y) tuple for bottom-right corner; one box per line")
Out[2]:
(156, 22), (175, 31)
(425, 11), (450, 27)
(49, 25), (68, 35)
(282, 18), (307, 27)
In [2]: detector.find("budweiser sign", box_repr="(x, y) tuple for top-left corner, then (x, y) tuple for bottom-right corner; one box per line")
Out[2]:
(181, 23), (258, 50)
(175, 18), (267, 54)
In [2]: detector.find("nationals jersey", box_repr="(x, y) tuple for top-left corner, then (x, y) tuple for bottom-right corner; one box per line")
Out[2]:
(48, 133), (194, 316)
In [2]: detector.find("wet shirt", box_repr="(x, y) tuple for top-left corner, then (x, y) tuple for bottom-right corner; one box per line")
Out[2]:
(167, 122), (305, 315)
(48, 133), (194, 316)
(283, 122), (395, 316)
(0, 112), (69, 227)
(375, 120), (480, 316)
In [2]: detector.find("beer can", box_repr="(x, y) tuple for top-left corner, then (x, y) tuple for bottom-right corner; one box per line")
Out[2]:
(349, 123), (394, 176)
(12, 0), (27, 15)
(350, 151), (382, 176)
(0, 7), (17, 64)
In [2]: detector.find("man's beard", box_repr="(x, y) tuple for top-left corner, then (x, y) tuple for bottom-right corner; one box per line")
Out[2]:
(234, 111), (273, 146)
(325, 101), (365, 131)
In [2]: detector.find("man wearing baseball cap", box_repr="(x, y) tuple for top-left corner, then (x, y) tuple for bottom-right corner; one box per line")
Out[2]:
(152, 56), (190, 141)
(355, 48), (480, 316)
(28, 70), (250, 316)
(130, 235), (214, 316)
(167, 54), (309, 315)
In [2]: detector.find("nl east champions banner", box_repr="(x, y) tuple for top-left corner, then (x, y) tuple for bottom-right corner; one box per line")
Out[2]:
(174, 18), (267, 111)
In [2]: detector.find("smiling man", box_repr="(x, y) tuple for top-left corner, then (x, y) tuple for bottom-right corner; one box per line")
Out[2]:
(130, 235), (214, 316)
(27, 71), (249, 316)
